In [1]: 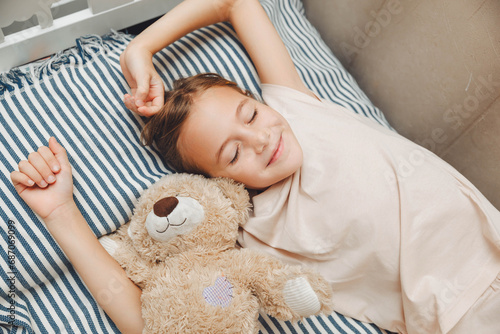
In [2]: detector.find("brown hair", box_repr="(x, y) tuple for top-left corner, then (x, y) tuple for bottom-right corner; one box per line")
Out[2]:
(141, 73), (253, 175)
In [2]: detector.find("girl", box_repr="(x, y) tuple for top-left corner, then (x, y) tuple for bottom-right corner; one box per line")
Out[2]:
(11, 0), (500, 333)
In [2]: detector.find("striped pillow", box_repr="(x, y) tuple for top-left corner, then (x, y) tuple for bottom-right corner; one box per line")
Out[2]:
(0, 0), (392, 333)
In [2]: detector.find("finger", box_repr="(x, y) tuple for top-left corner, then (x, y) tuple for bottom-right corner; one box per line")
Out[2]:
(28, 151), (56, 185)
(48, 137), (71, 169)
(18, 160), (48, 188)
(136, 80), (164, 117)
(124, 93), (142, 114)
(137, 106), (154, 117)
(137, 98), (160, 116)
(130, 96), (152, 116)
(10, 170), (35, 189)
(125, 95), (139, 113)
(137, 104), (161, 117)
(151, 93), (164, 111)
(38, 145), (60, 173)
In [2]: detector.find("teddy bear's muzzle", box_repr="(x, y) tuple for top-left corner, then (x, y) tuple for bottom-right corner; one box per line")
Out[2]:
(145, 196), (205, 242)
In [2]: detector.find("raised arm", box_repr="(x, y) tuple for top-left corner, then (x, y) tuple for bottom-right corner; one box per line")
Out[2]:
(121, 0), (314, 116)
(227, 0), (312, 95)
(10, 138), (144, 334)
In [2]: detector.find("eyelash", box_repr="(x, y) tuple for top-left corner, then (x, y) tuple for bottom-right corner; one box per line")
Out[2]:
(248, 108), (258, 124)
(230, 144), (240, 165)
(229, 108), (258, 165)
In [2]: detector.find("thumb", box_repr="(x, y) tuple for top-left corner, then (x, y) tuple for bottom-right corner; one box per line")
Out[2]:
(48, 137), (71, 169)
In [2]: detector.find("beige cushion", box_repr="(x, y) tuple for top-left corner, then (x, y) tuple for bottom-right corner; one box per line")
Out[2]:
(304, 0), (500, 209)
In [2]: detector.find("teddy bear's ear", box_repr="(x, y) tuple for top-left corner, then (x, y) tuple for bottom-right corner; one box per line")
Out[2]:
(212, 177), (250, 214)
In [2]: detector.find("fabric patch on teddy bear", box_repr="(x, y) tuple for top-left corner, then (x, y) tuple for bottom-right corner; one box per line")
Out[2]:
(203, 276), (234, 308)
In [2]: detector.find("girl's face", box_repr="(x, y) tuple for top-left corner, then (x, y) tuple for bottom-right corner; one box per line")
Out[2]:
(178, 86), (303, 190)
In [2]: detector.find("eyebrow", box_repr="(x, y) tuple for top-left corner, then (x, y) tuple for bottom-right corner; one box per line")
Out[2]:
(215, 98), (248, 165)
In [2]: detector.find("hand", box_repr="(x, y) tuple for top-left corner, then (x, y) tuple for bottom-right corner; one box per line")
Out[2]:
(10, 137), (75, 221)
(120, 45), (165, 117)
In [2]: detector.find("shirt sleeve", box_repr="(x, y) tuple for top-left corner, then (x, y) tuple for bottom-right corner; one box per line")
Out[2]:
(261, 84), (325, 118)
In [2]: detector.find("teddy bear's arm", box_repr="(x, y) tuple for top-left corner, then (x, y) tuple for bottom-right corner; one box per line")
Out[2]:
(99, 224), (153, 289)
(231, 249), (333, 321)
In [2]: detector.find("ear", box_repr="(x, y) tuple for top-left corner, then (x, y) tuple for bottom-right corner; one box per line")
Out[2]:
(212, 177), (250, 215)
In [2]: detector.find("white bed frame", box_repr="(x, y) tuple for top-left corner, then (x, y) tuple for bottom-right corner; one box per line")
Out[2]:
(0, 0), (182, 73)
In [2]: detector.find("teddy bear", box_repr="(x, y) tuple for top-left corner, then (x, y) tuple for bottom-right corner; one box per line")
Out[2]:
(99, 173), (333, 333)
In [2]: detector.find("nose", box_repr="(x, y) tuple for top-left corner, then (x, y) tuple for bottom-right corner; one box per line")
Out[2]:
(153, 197), (179, 217)
(251, 127), (270, 154)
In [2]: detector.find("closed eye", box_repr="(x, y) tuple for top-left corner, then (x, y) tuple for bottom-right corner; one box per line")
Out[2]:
(248, 108), (258, 124)
(230, 144), (240, 165)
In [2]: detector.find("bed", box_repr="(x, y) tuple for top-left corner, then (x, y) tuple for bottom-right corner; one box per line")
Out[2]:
(1, 0), (397, 333)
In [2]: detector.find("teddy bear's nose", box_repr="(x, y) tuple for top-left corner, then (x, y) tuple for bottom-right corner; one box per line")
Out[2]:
(153, 197), (179, 217)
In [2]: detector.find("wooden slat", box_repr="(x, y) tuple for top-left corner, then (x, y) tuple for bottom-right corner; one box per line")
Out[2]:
(0, 0), (182, 73)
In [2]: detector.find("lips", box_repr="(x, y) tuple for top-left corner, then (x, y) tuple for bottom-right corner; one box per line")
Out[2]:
(268, 135), (283, 166)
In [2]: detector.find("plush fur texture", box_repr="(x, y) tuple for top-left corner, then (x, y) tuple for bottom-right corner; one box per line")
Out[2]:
(107, 173), (333, 333)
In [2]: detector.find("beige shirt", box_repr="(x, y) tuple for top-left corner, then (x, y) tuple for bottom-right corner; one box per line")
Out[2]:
(238, 84), (500, 333)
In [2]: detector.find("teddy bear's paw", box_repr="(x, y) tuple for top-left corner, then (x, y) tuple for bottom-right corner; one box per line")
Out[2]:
(283, 277), (321, 317)
(98, 235), (119, 256)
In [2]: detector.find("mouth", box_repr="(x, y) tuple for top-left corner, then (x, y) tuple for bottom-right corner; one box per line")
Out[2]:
(156, 217), (187, 233)
(267, 135), (283, 166)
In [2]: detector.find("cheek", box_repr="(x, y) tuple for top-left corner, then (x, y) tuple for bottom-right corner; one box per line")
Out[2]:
(258, 105), (280, 122)
(270, 112), (285, 126)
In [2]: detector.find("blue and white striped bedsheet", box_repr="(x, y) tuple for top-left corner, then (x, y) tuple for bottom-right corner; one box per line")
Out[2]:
(0, 0), (395, 333)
